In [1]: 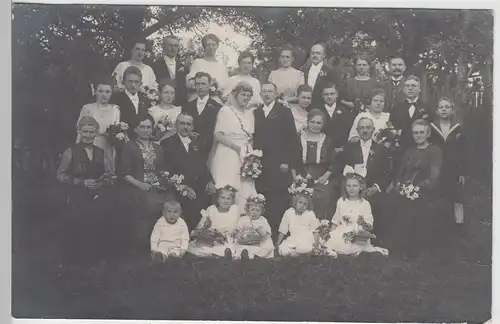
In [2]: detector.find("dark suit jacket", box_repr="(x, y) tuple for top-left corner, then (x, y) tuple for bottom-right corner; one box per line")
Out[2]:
(317, 101), (358, 149)
(302, 63), (341, 108)
(338, 141), (391, 192)
(119, 140), (164, 182)
(151, 57), (188, 106)
(253, 101), (300, 191)
(160, 134), (212, 189)
(380, 77), (407, 112)
(389, 98), (432, 150)
(110, 91), (150, 137)
(182, 97), (222, 153)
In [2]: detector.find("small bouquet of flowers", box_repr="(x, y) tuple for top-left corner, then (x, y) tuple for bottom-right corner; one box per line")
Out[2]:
(342, 229), (376, 245)
(106, 121), (130, 145)
(288, 174), (314, 196)
(312, 244), (335, 256)
(277, 93), (292, 109)
(191, 209), (228, 246)
(152, 171), (191, 197)
(209, 79), (224, 98)
(240, 149), (263, 180)
(316, 219), (334, 243)
(152, 114), (175, 141)
(374, 121), (401, 152)
(235, 225), (263, 246)
(139, 83), (159, 105)
(398, 181), (420, 200)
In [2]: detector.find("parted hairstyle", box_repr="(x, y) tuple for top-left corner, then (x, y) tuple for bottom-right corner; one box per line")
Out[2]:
(201, 34), (220, 48)
(93, 75), (115, 89)
(412, 118), (430, 130)
(340, 173), (366, 200)
(158, 78), (177, 93)
(123, 65), (142, 82)
(194, 71), (212, 84)
(232, 81), (254, 97)
(279, 45), (295, 58)
(437, 96), (455, 109)
(321, 82), (338, 93)
(238, 51), (255, 64)
(127, 38), (150, 55)
(307, 108), (326, 123)
(369, 88), (386, 100)
(77, 115), (100, 130)
(291, 193), (314, 211)
(134, 113), (155, 129)
(297, 84), (313, 96)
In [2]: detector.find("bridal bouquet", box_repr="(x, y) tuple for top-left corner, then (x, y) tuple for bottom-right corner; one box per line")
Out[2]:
(106, 122), (130, 144)
(398, 181), (420, 200)
(240, 149), (263, 180)
(288, 174), (314, 196)
(374, 121), (401, 152)
(191, 209), (228, 246)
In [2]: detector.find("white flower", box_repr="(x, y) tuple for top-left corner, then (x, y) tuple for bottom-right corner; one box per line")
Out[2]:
(120, 122), (129, 130)
(157, 124), (166, 132)
(116, 132), (125, 140)
(320, 219), (330, 226)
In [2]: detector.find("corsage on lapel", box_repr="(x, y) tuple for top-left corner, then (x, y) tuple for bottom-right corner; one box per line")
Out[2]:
(336, 109), (343, 115)
(418, 108), (429, 119)
(369, 149), (375, 157)
(319, 70), (327, 77)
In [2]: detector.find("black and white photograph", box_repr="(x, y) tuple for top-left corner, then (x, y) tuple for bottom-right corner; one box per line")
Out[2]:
(10, 2), (493, 322)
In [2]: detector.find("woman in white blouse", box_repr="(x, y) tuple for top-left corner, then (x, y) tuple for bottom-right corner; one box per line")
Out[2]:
(348, 88), (391, 142)
(187, 34), (229, 94)
(289, 84), (313, 132)
(268, 45), (305, 103)
(112, 39), (157, 91)
(148, 79), (182, 141)
(77, 77), (120, 173)
(224, 51), (262, 109)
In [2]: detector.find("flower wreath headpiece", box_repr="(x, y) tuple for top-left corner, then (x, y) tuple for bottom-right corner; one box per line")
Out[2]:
(343, 165), (367, 182)
(288, 174), (314, 196)
(218, 184), (238, 194)
(246, 194), (266, 205)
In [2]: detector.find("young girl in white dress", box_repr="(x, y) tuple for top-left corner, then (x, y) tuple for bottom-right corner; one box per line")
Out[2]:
(150, 200), (189, 262)
(277, 193), (320, 256)
(233, 194), (274, 259)
(325, 173), (389, 256)
(148, 80), (181, 141)
(77, 77), (120, 174)
(187, 186), (240, 258)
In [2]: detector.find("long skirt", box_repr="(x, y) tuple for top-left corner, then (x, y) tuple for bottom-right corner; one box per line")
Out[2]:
(304, 165), (337, 220)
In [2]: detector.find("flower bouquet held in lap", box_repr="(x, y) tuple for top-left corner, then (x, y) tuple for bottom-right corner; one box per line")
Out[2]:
(398, 181), (420, 200)
(342, 215), (376, 246)
(191, 209), (228, 247)
(240, 148), (263, 180)
(312, 219), (337, 256)
(151, 171), (193, 198)
(373, 121), (401, 152)
(106, 122), (129, 147)
(234, 195), (267, 246)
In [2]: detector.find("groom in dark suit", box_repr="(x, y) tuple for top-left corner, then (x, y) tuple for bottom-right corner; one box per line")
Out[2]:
(182, 72), (222, 155)
(151, 35), (188, 106)
(301, 42), (341, 108)
(160, 112), (216, 230)
(338, 117), (391, 244)
(110, 65), (150, 137)
(254, 82), (301, 237)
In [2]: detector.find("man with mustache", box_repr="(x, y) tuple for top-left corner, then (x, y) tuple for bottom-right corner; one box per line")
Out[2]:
(380, 56), (408, 111)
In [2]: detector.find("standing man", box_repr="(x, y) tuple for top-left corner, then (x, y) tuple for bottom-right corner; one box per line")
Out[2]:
(151, 35), (188, 106)
(254, 82), (300, 238)
(182, 72), (222, 154)
(380, 56), (407, 111)
(302, 42), (341, 109)
(161, 112), (216, 230)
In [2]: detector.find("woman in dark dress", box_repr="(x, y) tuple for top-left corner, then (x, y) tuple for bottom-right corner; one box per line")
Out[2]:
(430, 97), (466, 237)
(340, 55), (379, 111)
(119, 114), (173, 251)
(292, 109), (337, 220)
(56, 116), (116, 264)
(389, 119), (443, 258)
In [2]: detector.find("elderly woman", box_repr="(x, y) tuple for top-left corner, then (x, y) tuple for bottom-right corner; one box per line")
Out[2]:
(292, 109), (337, 220)
(187, 34), (229, 94)
(289, 84), (313, 132)
(56, 116), (116, 264)
(268, 45), (305, 103)
(77, 76), (120, 173)
(340, 55), (379, 110)
(389, 119), (443, 258)
(119, 114), (181, 250)
(210, 81), (256, 212)
(348, 88), (391, 142)
(112, 38), (157, 91)
(224, 51), (262, 108)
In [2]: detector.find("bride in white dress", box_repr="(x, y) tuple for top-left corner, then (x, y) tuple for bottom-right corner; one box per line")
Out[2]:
(210, 81), (257, 213)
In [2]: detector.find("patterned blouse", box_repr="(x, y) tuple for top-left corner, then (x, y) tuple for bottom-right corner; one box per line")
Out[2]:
(137, 140), (159, 184)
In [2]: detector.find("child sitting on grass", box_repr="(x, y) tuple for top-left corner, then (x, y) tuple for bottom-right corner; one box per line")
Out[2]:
(150, 200), (189, 262)
(187, 185), (240, 259)
(233, 194), (274, 260)
(277, 192), (320, 257)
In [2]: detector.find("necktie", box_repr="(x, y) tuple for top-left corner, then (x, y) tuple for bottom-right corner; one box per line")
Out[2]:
(408, 102), (416, 118)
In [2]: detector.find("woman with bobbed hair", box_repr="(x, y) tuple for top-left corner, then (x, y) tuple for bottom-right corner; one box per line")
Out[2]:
(268, 45), (305, 103)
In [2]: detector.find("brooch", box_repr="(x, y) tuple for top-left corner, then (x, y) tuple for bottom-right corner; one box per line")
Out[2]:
(336, 110), (343, 115)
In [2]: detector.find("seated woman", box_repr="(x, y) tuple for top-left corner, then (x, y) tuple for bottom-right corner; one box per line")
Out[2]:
(348, 88), (390, 143)
(119, 113), (173, 251)
(56, 116), (116, 264)
(388, 119), (443, 258)
(293, 109), (337, 220)
(113, 38), (157, 91)
(77, 76), (120, 173)
(148, 79), (182, 141)
(289, 84), (313, 132)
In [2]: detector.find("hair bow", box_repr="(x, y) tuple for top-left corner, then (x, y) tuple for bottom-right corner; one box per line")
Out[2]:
(343, 165), (367, 178)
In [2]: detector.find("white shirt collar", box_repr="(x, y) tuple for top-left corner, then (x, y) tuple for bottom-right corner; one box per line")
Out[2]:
(391, 76), (404, 82)
(164, 55), (176, 65)
(125, 89), (138, 100)
(198, 95), (209, 105)
(310, 61), (323, 71)
(324, 102), (337, 116)
(407, 97), (419, 104)
(263, 101), (275, 111)
(360, 138), (372, 148)
(178, 133), (191, 151)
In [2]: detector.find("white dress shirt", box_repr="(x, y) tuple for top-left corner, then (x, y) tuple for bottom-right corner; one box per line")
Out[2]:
(359, 138), (380, 192)
(324, 103), (337, 118)
(125, 89), (139, 114)
(178, 134), (191, 152)
(163, 55), (177, 79)
(407, 97), (418, 118)
(391, 76), (404, 87)
(196, 95), (209, 115)
(262, 101), (275, 118)
(308, 62), (323, 89)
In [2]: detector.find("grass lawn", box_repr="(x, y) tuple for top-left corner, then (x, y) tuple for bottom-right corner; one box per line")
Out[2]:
(12, 110), (492, 322)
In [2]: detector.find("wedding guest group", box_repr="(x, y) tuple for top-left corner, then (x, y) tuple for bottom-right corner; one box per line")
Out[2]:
(57, 32), (468, 264)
